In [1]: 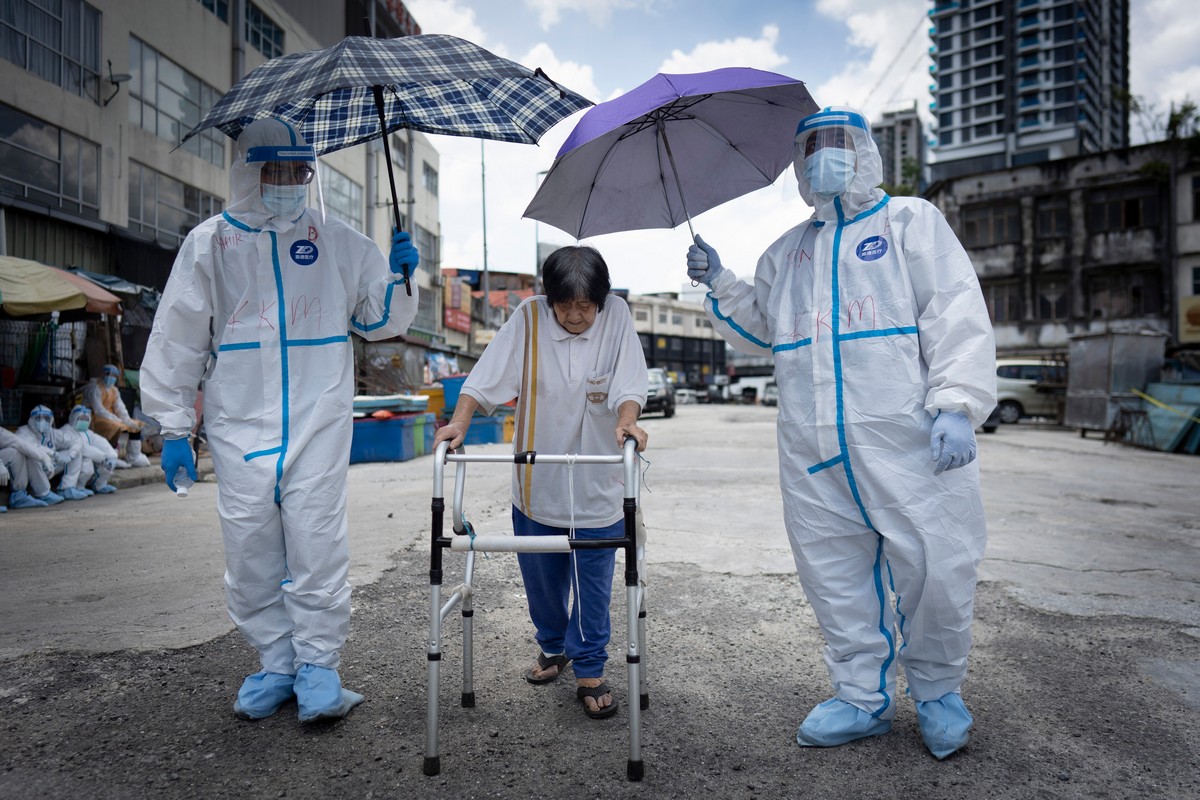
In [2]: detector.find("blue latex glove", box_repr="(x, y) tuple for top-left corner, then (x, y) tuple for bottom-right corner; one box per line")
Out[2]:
(686, 234), (725, 287)
(929, 411), (977, 475)
(161, 437), (197, 492)
(389, 229), (420, 280)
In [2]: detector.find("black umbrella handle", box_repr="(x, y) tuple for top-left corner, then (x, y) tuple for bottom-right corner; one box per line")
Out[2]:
(373, 84), (412, 296)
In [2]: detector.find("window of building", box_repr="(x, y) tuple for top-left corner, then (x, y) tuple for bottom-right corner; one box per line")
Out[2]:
(196, 0), (228, 22)
(415, 223), (439, 268)
(0, 103), (99, 217)
(961, 203), (1020, 247)
(1192, 266), (1200, 295)
(1035, 195), (1070, 238)
(1086, 185), (1160, 231)
(318, 163), (363, 231)
(1036, 279), (1069, 320)
(422, 162), (438, 196)
(635, 309), (649, 322)
(128, 37), (224, 167)
(982, 281), (1022, 323)
(939, 130), (953, 146)
(1192, 176), (1200, 222)
(1085, 269), (1162, 318)
(974, 122), (993, 138)
(672, 314), (682, 325)
(245, 2), (283, 60)
(413, 284), (437, 333)
(940, 111), (954, 128)
(1, 0), (101, 101)
(391, 135), (407, 171)
(658, 311), (667, 324)
(128, 160), (221, 247)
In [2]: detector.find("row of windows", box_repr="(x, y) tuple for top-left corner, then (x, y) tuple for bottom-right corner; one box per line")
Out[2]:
(956, 186), (1163, 249)
(129, 36), (225, 167)
(194, 0), (282, 60)
(1, 100), (441, 253)
(983, 270), (1162, 325)
(1, 0), (101, 101)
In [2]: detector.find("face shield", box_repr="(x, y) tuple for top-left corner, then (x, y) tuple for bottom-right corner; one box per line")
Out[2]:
(69, 404), (92, 431)
(30, 405), (54, 434)
(230, 118), (324, 223)
(102, 364), (119, 388)
(792, 106), (884, 207)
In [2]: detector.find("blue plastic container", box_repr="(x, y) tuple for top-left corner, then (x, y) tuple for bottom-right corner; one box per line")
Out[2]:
(463, 414), (504, 445)
(349, 417), (417, 463)
(440, 374), (468, 414)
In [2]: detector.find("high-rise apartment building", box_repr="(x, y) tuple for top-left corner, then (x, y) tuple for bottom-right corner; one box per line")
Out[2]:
(928, 0), (1129, 182)
(871, 102), (926, 190)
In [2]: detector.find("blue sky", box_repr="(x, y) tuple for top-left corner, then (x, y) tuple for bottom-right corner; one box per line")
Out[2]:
(404, 0), (1198, 296)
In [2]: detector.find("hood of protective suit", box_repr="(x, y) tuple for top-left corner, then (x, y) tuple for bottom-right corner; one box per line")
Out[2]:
(793, 106), (886, 222)
(226, 117), (316, 230)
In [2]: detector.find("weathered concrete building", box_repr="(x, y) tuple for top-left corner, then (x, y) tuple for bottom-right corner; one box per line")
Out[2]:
(925, 139), (1200, 355)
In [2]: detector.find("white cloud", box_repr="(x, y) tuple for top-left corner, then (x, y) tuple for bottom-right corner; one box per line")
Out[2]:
(1129, 0), (1200, 141)
(522, 0), (653, 30)
(658, 24), (788, 75)
(405, 0), (491, 48)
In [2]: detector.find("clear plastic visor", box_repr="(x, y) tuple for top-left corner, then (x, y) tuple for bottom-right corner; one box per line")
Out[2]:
(798, 127), (855, 158)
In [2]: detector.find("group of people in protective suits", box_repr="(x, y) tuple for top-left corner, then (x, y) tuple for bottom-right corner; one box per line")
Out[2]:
(1, 364), (148, 512)
(53, 104), (995, 761)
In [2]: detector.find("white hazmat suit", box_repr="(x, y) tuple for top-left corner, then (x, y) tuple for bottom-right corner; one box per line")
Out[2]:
(691, 106), (996, 758)
(141, 118), (419, 718)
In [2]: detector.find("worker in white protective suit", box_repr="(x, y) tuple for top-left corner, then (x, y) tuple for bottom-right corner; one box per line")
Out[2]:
(0, 424), (57, 509)
(65, 404), (119, 494)
(140, 117), (421, 724)
(18, 405), (88, 501)
(84, 364), (149, 467)
(686, 106), (996, 760)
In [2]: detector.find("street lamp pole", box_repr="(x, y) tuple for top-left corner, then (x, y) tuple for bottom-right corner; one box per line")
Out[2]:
(481, 140), (490, 332)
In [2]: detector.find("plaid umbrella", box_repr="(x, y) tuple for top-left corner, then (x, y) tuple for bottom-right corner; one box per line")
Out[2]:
(181, 34), (592, 154)
(180, 33), (590, 293)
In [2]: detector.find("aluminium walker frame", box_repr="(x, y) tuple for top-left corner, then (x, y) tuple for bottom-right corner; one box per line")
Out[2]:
(423, 438), (649, 781)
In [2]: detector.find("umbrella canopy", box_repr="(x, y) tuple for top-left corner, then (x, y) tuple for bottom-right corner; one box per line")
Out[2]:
(181, 33), (592, 155)
(49, 267), (122, 315)
(0, 256), (88, 316)
(523, 68), (819, 240)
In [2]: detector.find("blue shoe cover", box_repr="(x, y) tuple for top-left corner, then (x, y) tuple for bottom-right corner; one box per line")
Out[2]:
(94, 484), (117, 494)
(916, 692), (972, 760)
(36, 491), (64, 506)
(796, 698), (892, 747)
(295, 664), (364, 723)
(233, 671), (296, 720)
(8, 490), (48, 509)
(60, 486), (89, 501)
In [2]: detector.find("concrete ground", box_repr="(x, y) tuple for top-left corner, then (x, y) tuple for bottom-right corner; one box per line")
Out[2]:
(0, 405), (1197, 799)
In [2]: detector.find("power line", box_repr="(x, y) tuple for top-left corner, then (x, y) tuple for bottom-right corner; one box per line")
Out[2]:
(858, 13), (928, 110)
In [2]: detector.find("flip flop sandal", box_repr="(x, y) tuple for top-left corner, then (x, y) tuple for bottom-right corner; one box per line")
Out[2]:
(576, 682), (619, 719)
(525, 653), (570, 685)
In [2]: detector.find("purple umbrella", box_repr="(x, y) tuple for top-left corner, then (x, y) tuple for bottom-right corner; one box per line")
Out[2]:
(523, 67), (818, 240)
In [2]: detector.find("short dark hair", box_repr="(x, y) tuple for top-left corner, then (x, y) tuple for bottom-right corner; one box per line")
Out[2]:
(542, 246), (611, 311)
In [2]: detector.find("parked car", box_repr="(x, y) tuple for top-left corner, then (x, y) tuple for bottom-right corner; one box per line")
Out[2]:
(761, 383), (779, 407)
(995, 358), (1067, 424)
(674, 388), (697, 405)
(645, 368), (676, 417)
(978, 404), (1001, 434)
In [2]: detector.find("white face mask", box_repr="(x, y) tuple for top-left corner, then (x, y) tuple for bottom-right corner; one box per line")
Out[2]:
(104, 375), (117, 388)
(261, 183), (308, 219)
(32, 419), (51, 434)
(804, 148), (857, 196)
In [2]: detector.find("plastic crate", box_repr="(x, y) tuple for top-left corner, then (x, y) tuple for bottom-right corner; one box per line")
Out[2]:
(410, 412), (435, 457)
(349, 417), (416, 463)
(440, 374), (468, 413)
(463, 414), (504, 445)
(0, 389), (22, 427)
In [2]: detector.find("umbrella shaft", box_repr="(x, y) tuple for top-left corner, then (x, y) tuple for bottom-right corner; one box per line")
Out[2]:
(657, 122), (695, 241)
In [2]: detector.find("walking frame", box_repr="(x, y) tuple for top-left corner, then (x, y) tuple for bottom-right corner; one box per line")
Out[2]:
(424, 438), (649, 781)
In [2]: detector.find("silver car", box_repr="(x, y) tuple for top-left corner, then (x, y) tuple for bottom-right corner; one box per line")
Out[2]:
(995, 359), (1067, 423)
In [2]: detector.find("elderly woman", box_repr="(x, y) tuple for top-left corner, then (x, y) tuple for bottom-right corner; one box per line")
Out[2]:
(434, 245), (648, 719)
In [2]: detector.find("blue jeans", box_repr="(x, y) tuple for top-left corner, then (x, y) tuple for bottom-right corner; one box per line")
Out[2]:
(513, 506), (620, 679)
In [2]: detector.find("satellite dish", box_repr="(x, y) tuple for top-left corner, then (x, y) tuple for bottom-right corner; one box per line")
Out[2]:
(104, 59), (132, 106)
